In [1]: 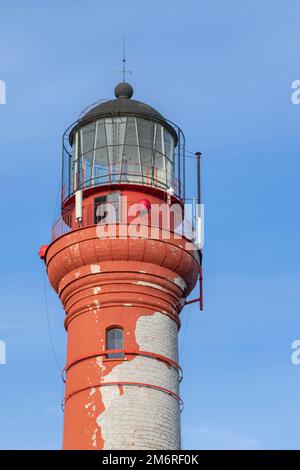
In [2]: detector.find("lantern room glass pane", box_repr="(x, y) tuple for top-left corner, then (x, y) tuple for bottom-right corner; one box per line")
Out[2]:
(83, 155), (93, 187)
(94, 120), (109, 185)
(155, 124), (162, 154)
(96, 120), (107, 149)
(138, 119), (154, 179)
(138, 119), (154, 149)
(123, 117), (141, 182)
(80, 122), (96, 156)
(125, 117), (138, 147)
(154, 124), (166, 187)
(166, 159), (173, 188)
(105, 117), (126, 182)
(164, 131), (172, 161)
(80, 123), (96, 188)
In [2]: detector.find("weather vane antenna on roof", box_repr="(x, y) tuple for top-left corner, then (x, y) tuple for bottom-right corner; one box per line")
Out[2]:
(117, 36), (132, 82)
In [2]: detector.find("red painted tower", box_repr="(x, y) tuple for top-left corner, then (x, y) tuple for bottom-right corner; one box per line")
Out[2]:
(42, 82), (202, 450)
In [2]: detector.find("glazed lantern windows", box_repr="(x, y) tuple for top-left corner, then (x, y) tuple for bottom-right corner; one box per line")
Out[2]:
(71, 116), (175, 192)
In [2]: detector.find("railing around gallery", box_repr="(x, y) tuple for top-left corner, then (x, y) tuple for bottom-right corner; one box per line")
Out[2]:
(52, 198), (200, 247)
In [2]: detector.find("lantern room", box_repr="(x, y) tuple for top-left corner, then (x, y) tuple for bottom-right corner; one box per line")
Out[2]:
(62, 82), (185, 205)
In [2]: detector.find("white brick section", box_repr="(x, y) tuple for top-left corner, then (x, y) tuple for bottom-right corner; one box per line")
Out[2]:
(135, 312), (179, 363)
(98, 387), (180, 450)
(100, 356), (179, 395)
(95, 312), (181, 450)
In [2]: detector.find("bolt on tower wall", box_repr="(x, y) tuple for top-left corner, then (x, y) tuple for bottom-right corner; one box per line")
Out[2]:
(42, 82), (200, 450)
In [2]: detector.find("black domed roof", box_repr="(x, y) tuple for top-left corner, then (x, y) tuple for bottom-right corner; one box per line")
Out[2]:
(69, 82), (177, 145)
(71, 82), (177, 141)
(82, 82), (165, 123)
(83, 97), (165, 121)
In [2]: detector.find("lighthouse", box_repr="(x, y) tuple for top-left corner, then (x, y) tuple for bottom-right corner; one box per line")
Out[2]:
(42, 81), (201, 450)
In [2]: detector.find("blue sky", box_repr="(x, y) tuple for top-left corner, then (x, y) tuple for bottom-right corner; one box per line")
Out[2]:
(0, 0), (299, 449)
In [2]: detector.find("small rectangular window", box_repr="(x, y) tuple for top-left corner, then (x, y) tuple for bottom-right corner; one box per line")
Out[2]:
(106, 328), (124, 359)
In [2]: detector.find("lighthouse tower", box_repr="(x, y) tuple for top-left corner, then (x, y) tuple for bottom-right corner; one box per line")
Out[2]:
(42, 82), (201, 450)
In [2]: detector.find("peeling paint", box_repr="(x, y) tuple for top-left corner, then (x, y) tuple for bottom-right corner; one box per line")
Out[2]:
(92, 428), (98, 448)
(90, 264), (101, 274)
(173, 276), (187, 291)
(96, 356), (106, 373)
(93, 286), (101, 294)
(133, 281), (167, 292)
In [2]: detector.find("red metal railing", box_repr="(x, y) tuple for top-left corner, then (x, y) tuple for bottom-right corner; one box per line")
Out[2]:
(52, 200), (197, 243)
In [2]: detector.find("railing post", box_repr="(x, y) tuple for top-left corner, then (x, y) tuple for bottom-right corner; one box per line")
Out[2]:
(196, 151), (203, 311)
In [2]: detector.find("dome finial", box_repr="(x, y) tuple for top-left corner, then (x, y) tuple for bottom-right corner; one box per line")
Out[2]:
(114, 82), (133, 99)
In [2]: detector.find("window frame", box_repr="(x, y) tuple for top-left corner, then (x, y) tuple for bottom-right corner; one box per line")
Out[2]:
(106, 326), (124, 359)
